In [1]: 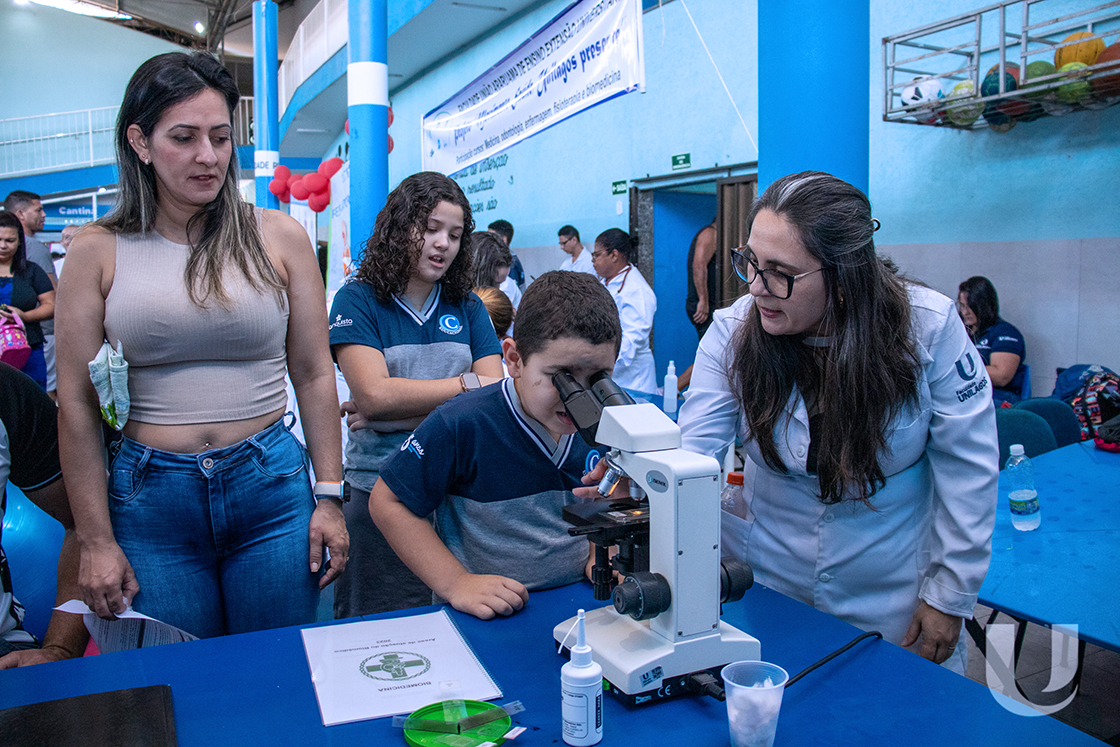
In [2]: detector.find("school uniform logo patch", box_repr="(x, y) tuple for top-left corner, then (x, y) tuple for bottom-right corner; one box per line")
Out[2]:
(955, 353), (978, 381)
(438, 314), (463, 335)
(585, 449), (602, 474)
(401, 434), (425, 458)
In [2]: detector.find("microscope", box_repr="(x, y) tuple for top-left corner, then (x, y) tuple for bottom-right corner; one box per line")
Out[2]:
(551, 372), (759, 705)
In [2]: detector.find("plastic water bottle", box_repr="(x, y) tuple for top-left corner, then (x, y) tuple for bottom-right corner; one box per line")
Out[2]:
(663, 361), (678, 415)
(1005, 444), (1040, 531)
(721, 471), (744, 514)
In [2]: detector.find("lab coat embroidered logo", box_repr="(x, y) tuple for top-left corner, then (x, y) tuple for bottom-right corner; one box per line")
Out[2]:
(955, 353), (978, 381)
(438, 314), (463, 335)
(359, 651), (431, 681)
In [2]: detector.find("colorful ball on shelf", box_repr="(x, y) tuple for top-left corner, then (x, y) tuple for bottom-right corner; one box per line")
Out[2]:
(901, 78), (945, 123)
(981, 68), (1018, 98)
(1022, 61), (1057, 99)
(1090, 41), (1120, 98)
(945, 80), (983, 126)
(1054, 32), (1104, 68)
(1056, 62), (1091, 104)
(983, 103), (1016, 132)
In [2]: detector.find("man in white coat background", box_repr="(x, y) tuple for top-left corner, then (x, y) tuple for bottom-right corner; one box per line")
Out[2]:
(591, 228), (658, 394)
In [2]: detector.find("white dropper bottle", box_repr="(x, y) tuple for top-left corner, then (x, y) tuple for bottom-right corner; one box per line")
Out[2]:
(561, 609), (603, 746)
(663, 360), (678, 415)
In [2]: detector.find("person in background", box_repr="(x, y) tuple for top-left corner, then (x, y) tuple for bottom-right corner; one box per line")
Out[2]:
(686, 218), (718, 339)
(3, 191), (58, 396)
(474, 286), (514, 342)
(56, 51), (347, 638)
(957, 276), (1027, 405)
(329, 172), (504, 618)
(471, 231), (513, 291)
(675, 171), (997, 673)
(590, 228), (658, 393)
(0, 212), (54, 389)
(54, 223), (84, 278)
(488, 218), (524, 305)
(557, 225), (594, 275)
(0, 363), (89, 669)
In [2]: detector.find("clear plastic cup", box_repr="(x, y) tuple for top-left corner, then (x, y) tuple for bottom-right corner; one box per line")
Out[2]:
(721, 660), (789, 747)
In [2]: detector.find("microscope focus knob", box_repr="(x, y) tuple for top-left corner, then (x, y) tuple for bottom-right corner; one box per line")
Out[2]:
(720, 557), (754, 604)
(612, 572), (672, 621)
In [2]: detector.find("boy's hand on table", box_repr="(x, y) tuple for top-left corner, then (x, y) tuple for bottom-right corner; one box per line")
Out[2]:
(446, 573), (529, 620)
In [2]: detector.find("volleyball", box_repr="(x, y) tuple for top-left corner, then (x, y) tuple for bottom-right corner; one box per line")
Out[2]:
(945, 80), (983, 125)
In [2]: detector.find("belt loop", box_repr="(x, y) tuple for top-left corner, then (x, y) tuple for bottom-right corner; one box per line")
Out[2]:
(283, 411), (297, 431)
(135, 446), (153, 474)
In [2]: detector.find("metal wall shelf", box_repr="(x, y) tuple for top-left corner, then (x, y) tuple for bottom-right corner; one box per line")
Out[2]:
(883, 0), (1120, 131)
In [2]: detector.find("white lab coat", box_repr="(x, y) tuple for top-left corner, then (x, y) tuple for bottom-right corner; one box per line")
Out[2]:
(559, 250), (596, 276)
(499, 276), (522, 311)
(602, 265), (658, 393)
(679, 286), (997, 664)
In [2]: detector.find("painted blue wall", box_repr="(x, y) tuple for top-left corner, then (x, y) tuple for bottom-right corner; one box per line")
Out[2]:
(0, 3), (183, 120)
(651, 190), (716, 377)
(387, 0), (759, 251)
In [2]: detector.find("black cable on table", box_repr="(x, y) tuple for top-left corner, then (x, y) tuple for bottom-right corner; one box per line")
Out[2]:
(785, 631), (883, 688)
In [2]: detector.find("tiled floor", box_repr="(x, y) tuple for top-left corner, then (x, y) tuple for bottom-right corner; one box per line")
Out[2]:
(964, 604), (1120, 745)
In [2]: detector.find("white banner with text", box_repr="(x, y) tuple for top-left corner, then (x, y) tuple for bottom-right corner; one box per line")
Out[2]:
(421, 0), (644, 175)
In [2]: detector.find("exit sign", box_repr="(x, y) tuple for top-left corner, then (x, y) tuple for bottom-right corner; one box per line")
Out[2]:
(671, 153), (691, 170)
(612, 180), (627, 195)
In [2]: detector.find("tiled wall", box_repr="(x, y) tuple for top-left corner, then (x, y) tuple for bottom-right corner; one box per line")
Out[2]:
(881, 238), (1120, 398)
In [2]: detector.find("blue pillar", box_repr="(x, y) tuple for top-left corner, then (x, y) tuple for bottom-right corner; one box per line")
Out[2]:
(252, 0), (280, 209)
(348, 0), (389, 263)
(757, 0), (869, 195)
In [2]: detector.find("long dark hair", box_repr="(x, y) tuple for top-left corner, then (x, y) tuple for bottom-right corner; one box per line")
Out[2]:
(0, 212), (28, 275)
(958, 276), (999, 339)
(97, 52), (284, 308)
(471, 231), (511, 288)
(731, 171), (921, 505)
(354, 172), (475, 304)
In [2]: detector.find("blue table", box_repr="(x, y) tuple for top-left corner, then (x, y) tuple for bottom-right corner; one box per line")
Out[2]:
(0, 583), (1101, 745)
(979, 441), (1120, 652)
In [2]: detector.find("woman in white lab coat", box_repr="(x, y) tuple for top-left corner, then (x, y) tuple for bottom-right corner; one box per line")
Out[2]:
(591, 228), (658, 394)
(678, 171), (998, 671)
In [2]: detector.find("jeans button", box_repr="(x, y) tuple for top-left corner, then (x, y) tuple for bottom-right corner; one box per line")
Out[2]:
(202, 457), (214, 469)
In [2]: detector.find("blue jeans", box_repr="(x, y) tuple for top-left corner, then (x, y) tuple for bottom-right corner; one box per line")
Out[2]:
(108, 415), (319, 638)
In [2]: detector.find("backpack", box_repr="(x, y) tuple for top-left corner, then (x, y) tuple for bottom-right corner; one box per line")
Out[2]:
(1068, 370), (1120, 441)
(0, 312), (31, 370)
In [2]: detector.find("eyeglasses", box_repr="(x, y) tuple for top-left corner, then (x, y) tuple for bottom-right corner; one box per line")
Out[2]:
(590, 249), (610, 260)
(559, 236), (573, 246)
(730, 248), (823, 300)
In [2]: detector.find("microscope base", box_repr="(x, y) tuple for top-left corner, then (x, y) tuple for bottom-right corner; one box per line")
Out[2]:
(554, 606), (760, 696)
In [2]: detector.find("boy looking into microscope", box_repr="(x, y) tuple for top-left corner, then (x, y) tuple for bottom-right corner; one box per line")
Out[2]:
(368, 271), (622, 620)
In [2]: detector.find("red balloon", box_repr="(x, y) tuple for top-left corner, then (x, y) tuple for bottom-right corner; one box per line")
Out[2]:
(303, 172), (328, 193)
(268, 177), (287, 196)
(308, 194), (327, 213)
(388, 133), (394, 153)
(273, 164), (290, 181)
(388, 106), (394, 127)
(290, 179), (311, 201)
(287, 173), (302, 190)
(277, 189), (291, 204)
(318, 157), (343, 178)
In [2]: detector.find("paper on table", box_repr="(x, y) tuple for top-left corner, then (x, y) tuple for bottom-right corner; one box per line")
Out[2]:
(54, 600), (198, 652)
(300, 609), (502, 727)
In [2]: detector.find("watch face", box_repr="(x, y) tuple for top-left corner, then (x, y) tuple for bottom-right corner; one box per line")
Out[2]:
(464, 373), (481, 390)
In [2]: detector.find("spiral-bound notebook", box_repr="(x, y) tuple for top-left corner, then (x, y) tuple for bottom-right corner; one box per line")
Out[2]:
(300, 609), (502, 726)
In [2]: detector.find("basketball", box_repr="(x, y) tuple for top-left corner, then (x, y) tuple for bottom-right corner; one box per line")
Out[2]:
(945, 80), (983, 125)
(1090, 41), (1120, 97)
(1054, 32), (1104, 68)
(1056, 62), (1091, 104)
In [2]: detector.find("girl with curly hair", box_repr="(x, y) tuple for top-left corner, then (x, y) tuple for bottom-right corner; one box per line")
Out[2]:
(328, 171), (504, 617)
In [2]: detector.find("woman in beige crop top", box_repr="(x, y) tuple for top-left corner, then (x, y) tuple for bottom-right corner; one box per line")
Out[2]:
(54, 52), (348, 634)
